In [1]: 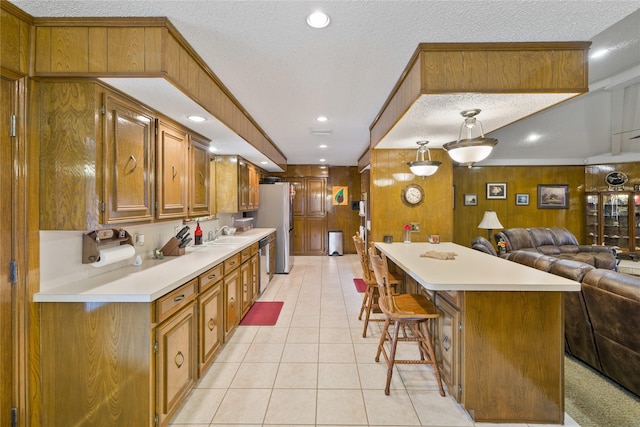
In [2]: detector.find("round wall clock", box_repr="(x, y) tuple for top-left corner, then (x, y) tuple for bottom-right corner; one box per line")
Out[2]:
(401, 184), (424, 207)
(605, 171), (628, 188)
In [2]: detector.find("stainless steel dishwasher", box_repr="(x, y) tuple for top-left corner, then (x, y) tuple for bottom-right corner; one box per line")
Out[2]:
(258, 236), (270, 294)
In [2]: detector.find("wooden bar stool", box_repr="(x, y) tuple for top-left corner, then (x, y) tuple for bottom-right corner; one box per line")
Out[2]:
(368, 247), (446, 396)
(353, 233), (401, 337)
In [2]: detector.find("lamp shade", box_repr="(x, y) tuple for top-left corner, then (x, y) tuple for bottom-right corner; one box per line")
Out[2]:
(443, 109), (498, 167)
(407, 140), (441, 177)
(408, 161), (440, 177)
(478, 211), (504, 230)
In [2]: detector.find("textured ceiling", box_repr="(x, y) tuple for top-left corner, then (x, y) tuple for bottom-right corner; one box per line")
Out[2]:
(11, 1), (640, 168)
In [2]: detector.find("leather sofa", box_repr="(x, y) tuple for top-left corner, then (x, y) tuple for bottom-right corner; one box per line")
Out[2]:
(494, 227), (617, 270)
(505, 250), (640, 396)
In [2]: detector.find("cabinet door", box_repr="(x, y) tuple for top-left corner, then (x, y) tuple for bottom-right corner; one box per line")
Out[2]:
(306, 178), (326, 216)
(603, 193), (630, 249)
(238, 159), (250, 211)
(289, 179), (305, 215)
(240, 261), (251, 316)
(156, 302), (197, 427)
(249, 164), (260, 210)
(224, 268), (241, 338)
(635, 193), (640, 251)
(250, 253), (259, 302)
(157, 121), (189, 219)
(198, 282), (223, 376)
(293, 217), (306, 255)
(585, 193), (599, 245)
(104, 93), (154, 223)
(434, 295), (461, 402)
(189, 139), (210, 217)
(307, 217), (326, 255)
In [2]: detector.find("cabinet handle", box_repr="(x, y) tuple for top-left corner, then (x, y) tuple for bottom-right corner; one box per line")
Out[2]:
(174, 294), (185, 302)
(229, 261), (236, 266)
(172, 165), (177, 181)
(229, 297), (235, 308)
(198, 171), (204, 185)
(207, 273), (217, 280)
(175, 351), (184, 368)
(442, 335), (451, 352)
(208, 318), (216, 331)
(127, 155), (137, 173)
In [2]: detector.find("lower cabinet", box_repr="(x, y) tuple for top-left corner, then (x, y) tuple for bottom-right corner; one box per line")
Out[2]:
(155, 299), (197, 426)
(39, 243), (266, 426)
(433, 292), (462, 402)
(198, 263), (224, 376)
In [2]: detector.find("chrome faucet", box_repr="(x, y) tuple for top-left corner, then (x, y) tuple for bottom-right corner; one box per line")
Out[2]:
(214, 226), (229, 240)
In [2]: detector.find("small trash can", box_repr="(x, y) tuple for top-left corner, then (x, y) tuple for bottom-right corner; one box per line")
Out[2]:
(328, 230), (344, 256)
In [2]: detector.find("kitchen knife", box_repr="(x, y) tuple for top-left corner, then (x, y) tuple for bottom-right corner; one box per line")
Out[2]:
(178, 237), (192, 248)
(176, 226), (190, 240)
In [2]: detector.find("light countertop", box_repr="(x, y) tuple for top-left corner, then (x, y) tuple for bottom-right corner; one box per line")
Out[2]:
(34, 228), (275, 303)
(375, 241), (581, 292)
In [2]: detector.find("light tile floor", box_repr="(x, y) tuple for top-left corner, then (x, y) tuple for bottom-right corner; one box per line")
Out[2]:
(170, 255), (580, 427)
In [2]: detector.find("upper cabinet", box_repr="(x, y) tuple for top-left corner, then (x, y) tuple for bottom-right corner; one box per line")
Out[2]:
(40, 80), (156, 230)
(39, 79), (211, 230)
(156, 120), (189, 220)
(103, 92), (155, 224)
(189, 137), (211, 217)
(215, 155), (261, 213)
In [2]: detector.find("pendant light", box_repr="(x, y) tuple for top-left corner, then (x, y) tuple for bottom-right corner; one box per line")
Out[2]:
(407, 141), (441, 177)
(443, 109), (498, 167)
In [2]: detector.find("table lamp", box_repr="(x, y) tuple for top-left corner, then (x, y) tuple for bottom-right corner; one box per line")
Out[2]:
(478, 210), (504, 240)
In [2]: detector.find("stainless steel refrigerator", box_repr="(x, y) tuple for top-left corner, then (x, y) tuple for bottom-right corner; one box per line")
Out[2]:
(250, 182), (294, 273)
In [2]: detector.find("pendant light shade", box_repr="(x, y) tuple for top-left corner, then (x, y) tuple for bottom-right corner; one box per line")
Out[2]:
(443, 109), (498, 167)
(407, 141), (441, 177)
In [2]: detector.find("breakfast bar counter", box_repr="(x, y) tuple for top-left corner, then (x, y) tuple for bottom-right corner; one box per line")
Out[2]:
(375, 241), (580, 424)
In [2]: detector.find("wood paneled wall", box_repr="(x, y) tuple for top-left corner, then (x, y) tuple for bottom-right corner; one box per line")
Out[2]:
(327, 166), (361, 254)
(585, 163), (640, 191)
(370, 148), (453, 243)
(453, 165), (586, 248)
(0, 1), (31, 77)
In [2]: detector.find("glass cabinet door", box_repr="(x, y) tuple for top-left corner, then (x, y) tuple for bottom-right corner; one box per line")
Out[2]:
(585, 193), (599, 245)
(602, 193), (630, 248)
(634, 193), (640, 252)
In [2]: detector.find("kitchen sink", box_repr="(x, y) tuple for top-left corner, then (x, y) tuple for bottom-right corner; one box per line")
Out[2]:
(204, 236), (253, 245)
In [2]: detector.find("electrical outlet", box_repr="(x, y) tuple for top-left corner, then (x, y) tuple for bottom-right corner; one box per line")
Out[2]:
(410, 222), (420, 232)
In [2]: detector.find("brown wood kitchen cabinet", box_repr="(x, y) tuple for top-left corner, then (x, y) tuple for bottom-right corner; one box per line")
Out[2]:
(286, 177), (327, 255)
(240, 243), (260, 316)
(40, 80), (155, 230)
(156, 120), (189, 220)
(198, 263), (224, 376)
(433, 291), (462, 402)
(189, 137), (212, 218)
(223, 253), (242, 339)
(215, 155), (261, 213)
(155, 279), (198, 427)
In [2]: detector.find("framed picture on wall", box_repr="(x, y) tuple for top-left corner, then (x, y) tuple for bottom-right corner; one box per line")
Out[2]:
(538, 184), (569, 209)
(516, 193), (529, 206)
(464, 194), (478, 206)
(486, 182), (507, 199)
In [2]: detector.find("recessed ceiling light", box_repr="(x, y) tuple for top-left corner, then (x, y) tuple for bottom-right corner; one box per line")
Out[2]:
(319, 158), (326, 162)
(307, 11), (330, 29)
(208, 146), (217, 153)
(526, 133), (541, 142)
(187, 115), (206, 122)
(319, 144), (328, 148)
(260, 161), (268, 165)
(316, 116), (328, 122)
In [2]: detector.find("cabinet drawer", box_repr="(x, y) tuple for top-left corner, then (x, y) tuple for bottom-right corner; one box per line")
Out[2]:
(437, 290), (462, 308)
(156, 279), (197, 323)
(250, 242), (259, 256)
(224, 253), (241, 272)
(199, 263), (223, 292)
(240, 247), (251, 263)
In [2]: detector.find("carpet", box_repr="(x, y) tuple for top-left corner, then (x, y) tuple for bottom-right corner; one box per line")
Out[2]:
(354, 278), (368, 292)
(239, 301), (284, 326)
(564, 355), (640, 426)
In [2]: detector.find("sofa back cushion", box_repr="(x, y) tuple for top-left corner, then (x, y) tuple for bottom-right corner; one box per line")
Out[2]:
(528, 227), (556, 247)
(499, 228), (536, 252)
(549, 227), (579, 246)
(550, 259), (595, 282)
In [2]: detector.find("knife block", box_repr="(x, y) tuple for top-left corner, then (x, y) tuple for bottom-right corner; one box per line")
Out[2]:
(160, 237), (186, 256)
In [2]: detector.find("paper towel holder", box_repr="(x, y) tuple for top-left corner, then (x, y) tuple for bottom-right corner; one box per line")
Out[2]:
(82, 228), (133, 264)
